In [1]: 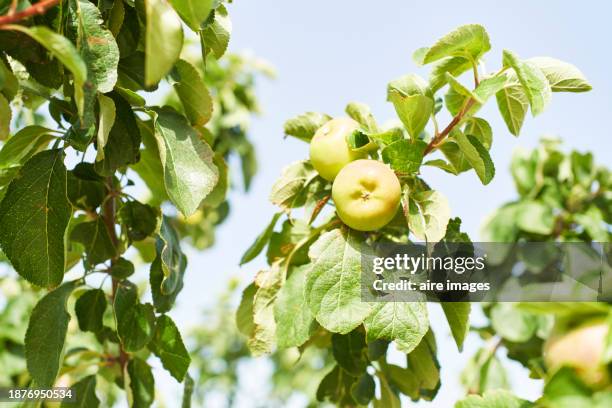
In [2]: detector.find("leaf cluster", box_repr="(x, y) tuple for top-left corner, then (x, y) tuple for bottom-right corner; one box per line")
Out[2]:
(0, 0), (269, 406)
(239, 24), (593, 406)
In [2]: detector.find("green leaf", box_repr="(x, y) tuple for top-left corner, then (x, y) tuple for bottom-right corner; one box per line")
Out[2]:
(145, 0), (184, 87)
(368, 127), (404, 147)
(423, 158), (458, 175)
(473, 75), (508, 103)
(384, 364), (419, 398)
(248, 263), (283, 355)
(381, 139), (427, 175)
(455, 389), (532, 408)
(441, 302), (470, 351)
(67, 165), (106, 211)
(157, 217), (185, 295)
(406, 190), (451, 243)
(75, 288), (107, 333)
(490, 303), (538, 342)
(94, 93), (141, 176)
(236, 283), (256, 337)
(114, 281), (155, 352)
(25, 281), (77, 388)
(496, 76), (529, 136)
(444, 86), (468, 116)
(0, 126), (55, 168)
(70, 218), (118, 265)
(502, 50), (551, 116)
(127, 357), (155, 408)
(429, 56), (472, 92)
(351, 373), (376, 405)
(331, 330), (368, 376)
(528, 57), (592, 92)
(345, 102), (378, 132)
(169, 0), (213, 31)
(110, 257), (135, 279)
(150, 315), (191, 381)
(423, 24), (490, 64)
(132, 119), (168, 205)
(201, 154), (228, 207)
(0, 94), (9, 140)
(274, 265), (316, 348)
(375, 373), (401, 408)
(316, 365), (358, 406)
(445, 72), (473, 99)
(455, 133), (495, 184)
(480, 203), (522, 243)
(113, 280), (138, 324)
(0, 149), (71, 288)
(6, 25), (87, 115)
(119, 200), (160, 242)
(108, 0), (124, 37)
(439, 138), (472, 174)
(201, 5), (231, 59)
(151, 107), (218, 216)
(118, 302), (156, 352)
(115, 86), (145, 107)
(461, 347), (509, 395)
(150, 248), (185, 314)
(269, 160), (318, 210)
(405, 330), (441, 398)
(73, 0), (120, 93)
(412, 47), (429, 65)
(267, 218), (311, 264)
(464, 117), (492, 149)
(387, 74), (433, 139)
(62, 375), (99, 408)
(305, 229), (372, 334)
(95, 94), (115, 162)
(149, 217), (186, 314)
(516, 200), (555, 235)
(443, 217), (471, 243)
(0, 57), (18, 100)
(364, 302), (429, 354)
(171, 59), (212, 126)
(283, 111), (332, 142)
(346, 129), (373, 151)
(240, 212), (282, 265)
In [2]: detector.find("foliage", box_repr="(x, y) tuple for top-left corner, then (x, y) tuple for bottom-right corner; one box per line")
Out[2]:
(239, 24), (592, 406)
(188, 279), (332, 407)
(459, 139), (612, 404)
(0, 0), (270, 405)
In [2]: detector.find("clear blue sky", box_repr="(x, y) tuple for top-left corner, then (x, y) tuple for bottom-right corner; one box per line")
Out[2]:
(155, 1), (612, 405)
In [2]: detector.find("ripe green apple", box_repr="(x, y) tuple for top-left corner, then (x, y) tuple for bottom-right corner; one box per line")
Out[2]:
(309, 117), (367, 181)
(332, 159), (401, 231)
(544, 319), (610, 388)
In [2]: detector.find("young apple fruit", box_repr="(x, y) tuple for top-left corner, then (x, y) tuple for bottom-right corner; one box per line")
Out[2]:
(332, 159), (401, 231)
(309, 117), (367, 181)
(544, 319), (610, 388)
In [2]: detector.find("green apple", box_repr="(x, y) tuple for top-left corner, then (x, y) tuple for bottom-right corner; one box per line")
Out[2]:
(332, 159), (401, 231)
(309, 117), (366, 181)
(544, 319), (610, 388)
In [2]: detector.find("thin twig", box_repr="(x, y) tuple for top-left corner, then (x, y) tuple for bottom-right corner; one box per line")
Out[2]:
(102, 177), (129, 372)
(0, 0), (60, 26)
(472, 59), (480, 87)
(424, 98), (476, 155)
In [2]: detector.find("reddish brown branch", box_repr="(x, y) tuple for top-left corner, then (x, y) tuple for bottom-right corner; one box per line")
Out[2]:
(0, 0), (60, 26)
(424, 98), (476, 155)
